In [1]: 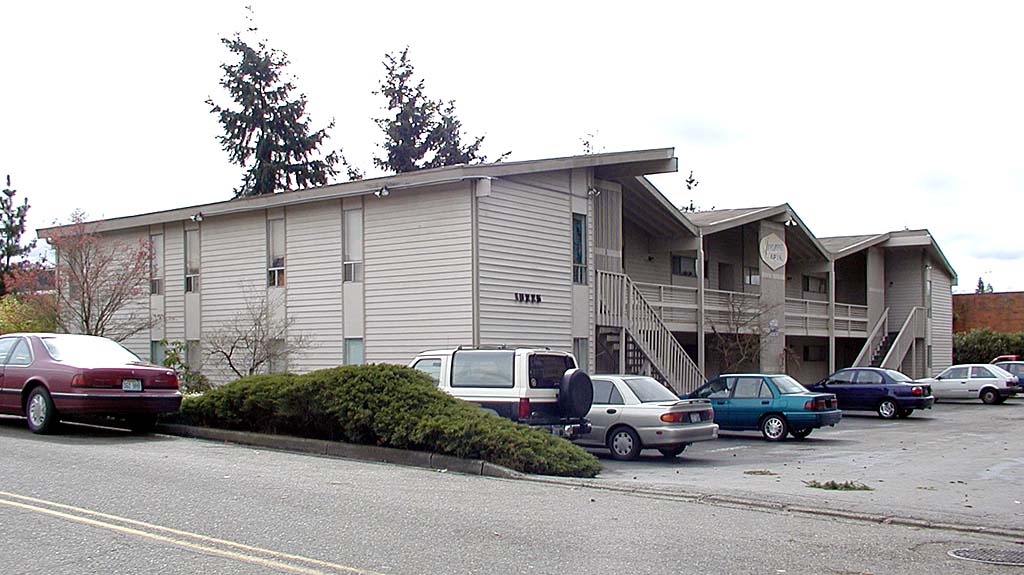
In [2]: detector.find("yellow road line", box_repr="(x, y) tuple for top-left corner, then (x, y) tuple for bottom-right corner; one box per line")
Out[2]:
(0, 491), (383, 575)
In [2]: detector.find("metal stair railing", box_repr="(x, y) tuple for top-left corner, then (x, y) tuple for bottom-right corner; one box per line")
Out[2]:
(596, 270), (705, 395)
(853, 308), (889, 367)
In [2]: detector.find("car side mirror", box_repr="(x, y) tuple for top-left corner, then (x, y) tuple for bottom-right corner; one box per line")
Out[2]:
(935, 375), (943, 380)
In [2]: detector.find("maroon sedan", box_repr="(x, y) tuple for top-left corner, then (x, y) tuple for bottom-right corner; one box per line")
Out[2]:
(0, 333), (182, 434)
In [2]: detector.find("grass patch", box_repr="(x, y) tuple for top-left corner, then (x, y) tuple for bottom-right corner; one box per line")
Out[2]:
(803, 480), (874, 491)
(743, 470), (778, 476)
(179, 364), (601, 478)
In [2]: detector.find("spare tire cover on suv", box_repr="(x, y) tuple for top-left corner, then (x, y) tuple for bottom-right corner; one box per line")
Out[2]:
(559, 369), (594, 419)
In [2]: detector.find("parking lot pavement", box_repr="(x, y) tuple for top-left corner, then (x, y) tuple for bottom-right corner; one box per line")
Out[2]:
(586, 399), (1024, 531)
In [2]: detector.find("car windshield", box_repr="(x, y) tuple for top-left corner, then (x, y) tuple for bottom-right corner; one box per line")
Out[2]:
(623, 377), (679, 403)
(885, 370), (912, 382)
(41, 335), (142, 366)
(770, 375), (808, 394)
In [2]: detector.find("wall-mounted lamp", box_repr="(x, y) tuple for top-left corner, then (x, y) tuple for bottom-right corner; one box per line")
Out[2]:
(784, 217), (798, 227)
(374, 186), (390, 198)
(587, 186), (601, 197)
(189, 212), (204, 223)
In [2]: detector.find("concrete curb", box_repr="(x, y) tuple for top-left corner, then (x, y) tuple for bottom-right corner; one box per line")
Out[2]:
(155, 424), (1024, 540)
(155, 424), (523, 480)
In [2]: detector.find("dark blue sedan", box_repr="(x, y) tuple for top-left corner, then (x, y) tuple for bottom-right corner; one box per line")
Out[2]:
(689, 374), (841, 441)
(806, 367), (934, 419)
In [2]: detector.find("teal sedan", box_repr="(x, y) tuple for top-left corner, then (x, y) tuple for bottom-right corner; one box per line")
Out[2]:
(688, 374), (841, 441)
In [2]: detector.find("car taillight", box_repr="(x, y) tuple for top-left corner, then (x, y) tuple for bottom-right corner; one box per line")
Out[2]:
(518, 398), (531, 420)
(660, 412), (686, 423)
(804, 399), (829, 410)
(149, 372), (180, 390)
(911, 386), (923, 396)
(71, 374), (85, 387)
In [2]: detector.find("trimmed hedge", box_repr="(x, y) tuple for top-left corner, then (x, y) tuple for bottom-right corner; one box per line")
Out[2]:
(953, 329), (1024, 364)
(180, 364), (601, 478)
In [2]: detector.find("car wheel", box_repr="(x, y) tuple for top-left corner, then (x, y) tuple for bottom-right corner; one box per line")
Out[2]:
(760, 415), (788, 441)
(25, 387), (59, 434)
(980, 389), (999, 405)
(790, 428), (812, 439)
(658, 445), (687, 458)
(607, 426), (642, 461)
(127, 415), (158, 435)
(897, 408), (914, 418)
(877, 399), (898, 419)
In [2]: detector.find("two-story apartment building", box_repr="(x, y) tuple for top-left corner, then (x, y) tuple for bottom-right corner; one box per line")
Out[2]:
(38, 148), (956, 393)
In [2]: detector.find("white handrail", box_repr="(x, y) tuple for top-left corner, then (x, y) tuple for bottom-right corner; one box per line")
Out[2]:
(596, 270), (705, 395)
(881, 307), (925, 370)
(853, 308), (889, 367)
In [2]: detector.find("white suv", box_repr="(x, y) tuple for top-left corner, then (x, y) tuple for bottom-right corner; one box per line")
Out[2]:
(409, 347), (593, 439)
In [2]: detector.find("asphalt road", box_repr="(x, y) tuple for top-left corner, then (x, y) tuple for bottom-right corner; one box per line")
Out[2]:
(589, 399), (1024, 530)
(1, 416), (1022, 574)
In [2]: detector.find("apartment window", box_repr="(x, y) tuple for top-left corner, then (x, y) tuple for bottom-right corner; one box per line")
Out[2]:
(573, 338), (589, 372)
(150, 340), (166, 366)
(343, 209), (363, 282)
(185, 228), (200, 292)
(572, 213), (587, 285)
(803, 275), (826, 294)
(744, 267), (760, 286)
(672, 255), (697, 277)
(185, 340), (202, 371)
(267, 218), (286, 287)
(150, 234), (164, 295)
(926, 280), (933, 318)
(344, 338), (364, 365)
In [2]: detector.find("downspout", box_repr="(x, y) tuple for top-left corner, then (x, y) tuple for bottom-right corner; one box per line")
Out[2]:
(828, 259), (836, 374)
(697, 229), (706, 376)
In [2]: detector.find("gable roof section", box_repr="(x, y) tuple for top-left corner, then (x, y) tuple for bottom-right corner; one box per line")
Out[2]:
(621, 176), (699, 237)
(820, 230), (957, 282)
(39, 148), (678, 238)
(685, 204), (831, 262)
(818, 233), (890, 258)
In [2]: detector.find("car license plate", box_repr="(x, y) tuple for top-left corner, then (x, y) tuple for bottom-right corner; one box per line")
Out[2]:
(689, 412), (701, 423)
(122, 379), (142, 391)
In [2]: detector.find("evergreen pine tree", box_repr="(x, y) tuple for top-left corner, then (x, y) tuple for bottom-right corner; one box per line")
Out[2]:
(374, 47), (506, 173)
(208, 31), (344, 197)
(0, 175), (35, 296)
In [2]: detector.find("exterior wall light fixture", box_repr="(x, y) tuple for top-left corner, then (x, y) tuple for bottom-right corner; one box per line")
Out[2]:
(587, 186), (601, 197)
(189, 212), (204, 222)
(374, 187), (390, 198)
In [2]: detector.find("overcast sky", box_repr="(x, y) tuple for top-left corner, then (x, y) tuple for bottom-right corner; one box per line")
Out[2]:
(3, 1), (1021, 292)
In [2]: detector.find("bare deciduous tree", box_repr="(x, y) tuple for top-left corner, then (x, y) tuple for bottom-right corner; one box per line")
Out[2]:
(205, 290), (310, 379)
(706, 293), (784, 374)
(49, 211), (158, 341)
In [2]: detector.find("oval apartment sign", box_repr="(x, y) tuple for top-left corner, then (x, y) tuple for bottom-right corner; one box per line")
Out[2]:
(759, 233), (788, 270)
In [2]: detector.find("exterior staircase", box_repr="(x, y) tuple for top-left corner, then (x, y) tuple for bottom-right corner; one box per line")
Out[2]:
(595, 270), (705, 395)
(853, 306), (927, 377)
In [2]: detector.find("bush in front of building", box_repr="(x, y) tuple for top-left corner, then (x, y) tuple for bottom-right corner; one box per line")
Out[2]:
(180, 364), (602, 478)
(953, 328), (1024, 364)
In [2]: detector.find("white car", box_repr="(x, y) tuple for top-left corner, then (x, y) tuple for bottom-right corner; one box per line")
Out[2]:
(573, 375), (718, 460)
(917, 364), (1021, 404)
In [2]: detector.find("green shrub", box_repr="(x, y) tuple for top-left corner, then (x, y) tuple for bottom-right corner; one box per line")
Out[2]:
(953, 329), (1024, 364)
(181, 364), (601, 478)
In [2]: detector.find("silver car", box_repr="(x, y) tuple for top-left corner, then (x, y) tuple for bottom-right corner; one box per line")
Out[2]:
(918, 363), (1021, 404)
(573, 375), (719, 460)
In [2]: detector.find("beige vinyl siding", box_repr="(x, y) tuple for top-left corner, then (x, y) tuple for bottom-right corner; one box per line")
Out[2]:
(622, 218), (670, 284)
(477, 176), (573, 351)
(286, 201), (344, 371)
(930, 268), (954, 374)
(363, 184), (474, 364)
(200, 212), (267, 384)
(106, 229), (150, 357)
(884, 247), (925, 329)
(164, 223), (185, 342)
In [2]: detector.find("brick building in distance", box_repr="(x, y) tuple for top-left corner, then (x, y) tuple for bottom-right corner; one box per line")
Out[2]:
(953, 292), (1024, 334)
